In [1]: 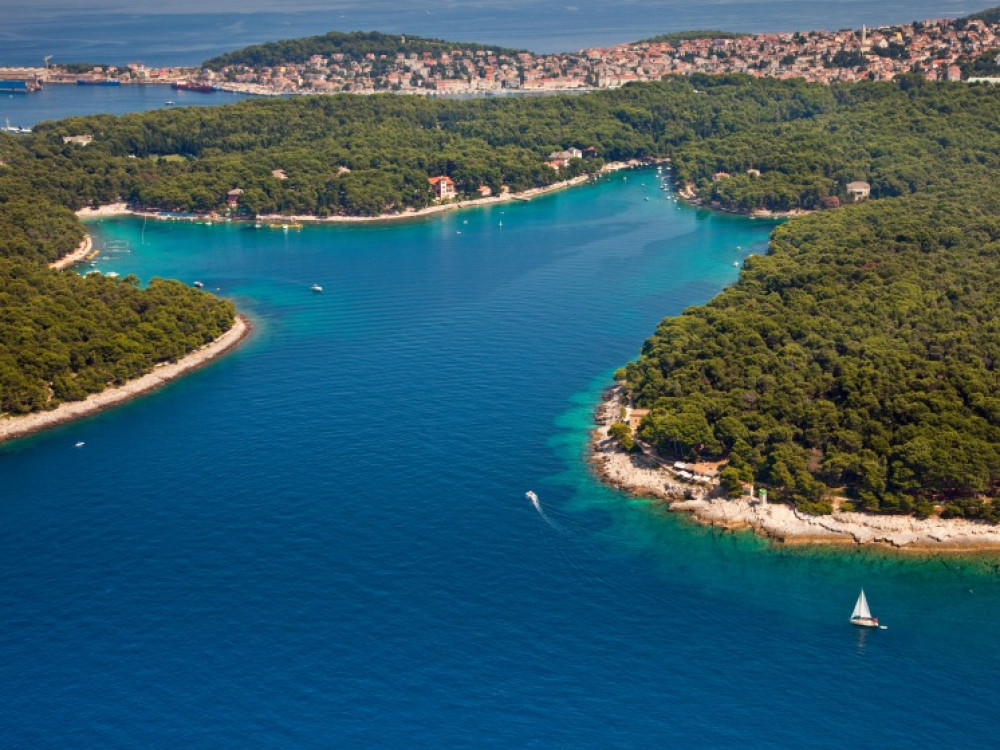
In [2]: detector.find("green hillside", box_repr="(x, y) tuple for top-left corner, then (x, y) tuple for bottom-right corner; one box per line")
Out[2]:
(203, 31), (523, 71)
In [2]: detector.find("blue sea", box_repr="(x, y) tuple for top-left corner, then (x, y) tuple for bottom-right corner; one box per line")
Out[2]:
(3, 24), (1000, 748)
(3, 1), (988, 67)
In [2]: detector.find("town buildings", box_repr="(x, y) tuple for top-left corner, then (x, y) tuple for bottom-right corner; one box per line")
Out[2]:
(196, 17), (999, 96)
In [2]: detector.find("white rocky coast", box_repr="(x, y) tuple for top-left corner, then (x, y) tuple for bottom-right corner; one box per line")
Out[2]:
(592, 385), (1000, 552)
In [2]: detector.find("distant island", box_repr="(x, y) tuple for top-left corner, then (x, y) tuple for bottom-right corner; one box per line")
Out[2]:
(0, 12), (998, 535)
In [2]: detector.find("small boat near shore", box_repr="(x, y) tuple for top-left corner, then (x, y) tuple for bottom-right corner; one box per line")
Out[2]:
(2, 118), (31, 135)
(310, 284), (323, 293)
(850, 589), (882, 628)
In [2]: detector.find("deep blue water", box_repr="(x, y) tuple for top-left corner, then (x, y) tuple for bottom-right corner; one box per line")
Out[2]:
(4, 1), (987, 66)
(3, 170), (1000, 747)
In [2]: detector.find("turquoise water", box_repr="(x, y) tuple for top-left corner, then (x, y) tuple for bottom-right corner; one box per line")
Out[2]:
(3, 173), (1000, 746)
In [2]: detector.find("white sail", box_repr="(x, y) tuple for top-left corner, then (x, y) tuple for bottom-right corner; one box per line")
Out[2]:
(851, 589), (872, 620)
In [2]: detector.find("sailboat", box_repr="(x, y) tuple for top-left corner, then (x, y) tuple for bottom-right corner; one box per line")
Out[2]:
(850, 589), (879, 628)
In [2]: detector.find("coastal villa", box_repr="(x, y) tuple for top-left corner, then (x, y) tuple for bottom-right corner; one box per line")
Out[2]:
(846, 181), (871, 201)
(429, 175), (456, 200)
(62, 135), (93, 146)
(477, 185), (493, 197)
(546, 148), (584, 169)
(226, 188), (244, 207)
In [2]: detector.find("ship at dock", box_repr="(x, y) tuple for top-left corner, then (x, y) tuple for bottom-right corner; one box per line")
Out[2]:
(0, 79), (42, 93)
(76, 76), (122, 86)
(171, 81), (215, 93)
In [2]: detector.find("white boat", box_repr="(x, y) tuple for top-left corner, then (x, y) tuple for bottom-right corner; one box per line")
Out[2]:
(310, 284), (323, 292)
(3, 118), (31, 135)
(74, 441), (85, 448)
(849, 589), (880, 628)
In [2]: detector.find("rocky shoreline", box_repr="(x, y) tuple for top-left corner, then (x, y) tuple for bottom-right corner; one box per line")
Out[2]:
(592, 384), (1000, 552)
(0, 315), (251, 445)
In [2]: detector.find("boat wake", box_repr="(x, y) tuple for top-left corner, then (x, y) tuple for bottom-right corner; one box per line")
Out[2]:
(524, 489), (658, 599)
(526, 490), (562, 532)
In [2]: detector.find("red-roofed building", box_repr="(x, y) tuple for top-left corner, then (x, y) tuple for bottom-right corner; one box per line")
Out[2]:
(429, 175), (456, 199)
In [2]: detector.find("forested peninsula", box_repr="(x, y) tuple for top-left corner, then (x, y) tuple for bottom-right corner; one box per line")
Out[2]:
(0, 141), (238, 423)
(2, 67), (998, 515)
(202, 31), (524, 71)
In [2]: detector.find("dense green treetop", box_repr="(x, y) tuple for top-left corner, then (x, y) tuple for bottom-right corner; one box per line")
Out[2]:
(22, 73), (997, 220)
(965, 5), (1000, 24)
(0, 199), (83, 265)
(15, 75), (888, 218)
(0, 135), (236, 419)
(0, 261), (235, 415)
(637, 31), (744, 44)
(203, 31), (524, 71)
(624, 190), (1000, 517)
(963, 48), (1000, 77)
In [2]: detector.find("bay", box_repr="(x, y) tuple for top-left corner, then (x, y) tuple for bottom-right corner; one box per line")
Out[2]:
(2, 168), (999, 747)
(3, 37), (1000, 747)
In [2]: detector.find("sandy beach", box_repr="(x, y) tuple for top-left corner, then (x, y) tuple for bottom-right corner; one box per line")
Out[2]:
(592, 384), (1000, 552)
(75, 202), (131, 219)
(48, 234), (93, 269)
(0, 314), (251, 445)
